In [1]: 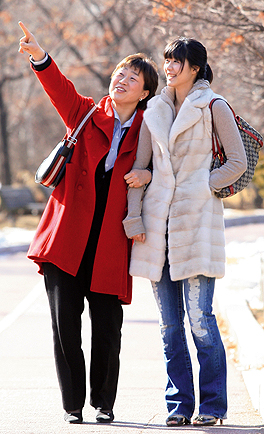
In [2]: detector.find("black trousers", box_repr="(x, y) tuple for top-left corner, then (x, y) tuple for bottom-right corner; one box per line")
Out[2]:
(43, 158), (123, 412)
(43, 261), (123, 412)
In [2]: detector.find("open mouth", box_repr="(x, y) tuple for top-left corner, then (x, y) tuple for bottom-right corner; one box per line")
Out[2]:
(115, 86), (126, 92)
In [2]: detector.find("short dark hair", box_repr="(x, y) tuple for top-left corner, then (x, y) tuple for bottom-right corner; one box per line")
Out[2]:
(111, 53), (159, 110)
(164, 38), (213, 84)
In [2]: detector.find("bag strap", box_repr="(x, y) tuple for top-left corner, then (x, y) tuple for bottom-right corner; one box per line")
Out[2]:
(210, 98), (263, 151)
(209, 98), (226, 163)
(65, 103), (98, 147)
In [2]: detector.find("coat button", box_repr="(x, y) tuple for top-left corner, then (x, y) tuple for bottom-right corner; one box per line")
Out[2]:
(77, 185), (83, 191)
(82, 170), (87, 176)
(86, 134), (92, 139)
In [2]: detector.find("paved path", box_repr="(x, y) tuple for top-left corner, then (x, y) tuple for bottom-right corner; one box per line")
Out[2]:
(0, 226), (263, 433)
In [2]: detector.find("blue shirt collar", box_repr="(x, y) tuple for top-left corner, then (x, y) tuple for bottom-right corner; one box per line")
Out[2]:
(112, 106), (137, 128)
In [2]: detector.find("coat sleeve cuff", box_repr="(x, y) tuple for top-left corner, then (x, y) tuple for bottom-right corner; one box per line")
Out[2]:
(122, 216), (145, 239)
(30, 53), (52, 71)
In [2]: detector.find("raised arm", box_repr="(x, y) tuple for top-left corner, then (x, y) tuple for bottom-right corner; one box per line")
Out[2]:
(18, 22), (91, 130)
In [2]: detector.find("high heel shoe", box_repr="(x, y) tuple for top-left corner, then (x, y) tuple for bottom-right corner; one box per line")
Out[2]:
(193, 414), (223, 426)
(166, 414), (191, 426)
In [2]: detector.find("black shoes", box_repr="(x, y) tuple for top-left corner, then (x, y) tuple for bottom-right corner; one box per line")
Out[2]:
(96, 409), (114, 423)
(63, 409), (223, 426)
(166, 414), (191, 426)
(166, 413), (223, 427)
(64, 408), (114, 424)
(193, 414), (223, 426)
(64, 410), (83, 424)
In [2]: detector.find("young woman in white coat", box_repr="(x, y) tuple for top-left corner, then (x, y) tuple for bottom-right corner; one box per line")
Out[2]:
(123, 38), (247, 427)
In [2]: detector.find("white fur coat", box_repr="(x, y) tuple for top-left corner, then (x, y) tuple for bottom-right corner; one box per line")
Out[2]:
(129, 80), (226, 282)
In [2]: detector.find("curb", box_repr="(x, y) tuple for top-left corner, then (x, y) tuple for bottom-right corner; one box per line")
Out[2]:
(215, 213), (264, 421)
(0, 213), (264, 256)
(215, 281), (264, 422)
(225, 214), (264, 227)
(0, 244), (29, 255)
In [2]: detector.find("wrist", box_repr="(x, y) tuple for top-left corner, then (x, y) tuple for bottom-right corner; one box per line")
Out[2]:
(144, 169), (152, 184)
(30, 53), (51, 71)
(31, 49), (46, 62)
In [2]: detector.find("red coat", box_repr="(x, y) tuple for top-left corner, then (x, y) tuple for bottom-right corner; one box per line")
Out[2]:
(28, 58), (143, 304)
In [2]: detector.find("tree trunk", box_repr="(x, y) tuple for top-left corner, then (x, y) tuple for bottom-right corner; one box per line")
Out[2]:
(0, 83), (12, 185)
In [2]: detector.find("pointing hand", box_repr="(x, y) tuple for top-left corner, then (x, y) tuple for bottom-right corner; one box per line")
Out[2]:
(18, 21), (46, 61)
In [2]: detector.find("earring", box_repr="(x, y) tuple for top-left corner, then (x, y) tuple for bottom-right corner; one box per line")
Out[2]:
(139, 98), (143, 101)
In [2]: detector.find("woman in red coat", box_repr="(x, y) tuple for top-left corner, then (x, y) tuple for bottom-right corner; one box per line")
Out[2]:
(19, 22), (158, 424)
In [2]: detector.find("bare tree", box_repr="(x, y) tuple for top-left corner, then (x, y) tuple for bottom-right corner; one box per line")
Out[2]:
(0, 0), (263, 194)
(0, 2), (25, 184)
(148, 0), (264, 126)
(0, 0), (168, 185)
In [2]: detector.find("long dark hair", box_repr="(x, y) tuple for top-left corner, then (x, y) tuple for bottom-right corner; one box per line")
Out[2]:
(163, 38), (213, 84)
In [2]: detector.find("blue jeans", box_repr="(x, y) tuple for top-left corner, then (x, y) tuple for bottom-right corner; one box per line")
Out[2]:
(152, 258), (227, 421)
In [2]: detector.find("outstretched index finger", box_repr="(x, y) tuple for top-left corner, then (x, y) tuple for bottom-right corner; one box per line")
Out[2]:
(18, 21), (31, 39)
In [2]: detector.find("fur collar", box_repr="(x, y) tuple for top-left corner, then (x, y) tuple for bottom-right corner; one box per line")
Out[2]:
(144, 80), (214, 154)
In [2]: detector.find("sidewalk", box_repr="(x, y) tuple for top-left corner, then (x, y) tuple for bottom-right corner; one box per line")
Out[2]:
(0, 253), (263, 433)
(0, 210), (264, 433)
(215, 217), (264, 424)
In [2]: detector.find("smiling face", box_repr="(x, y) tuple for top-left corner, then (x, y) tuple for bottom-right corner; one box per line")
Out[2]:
(109, 66), (149, 110)
(164, 58), (198, 90)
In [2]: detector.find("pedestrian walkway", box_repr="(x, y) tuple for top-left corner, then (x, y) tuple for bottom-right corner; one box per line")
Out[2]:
(215, 221), (264, 425)
(0, 251), (263, 433)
